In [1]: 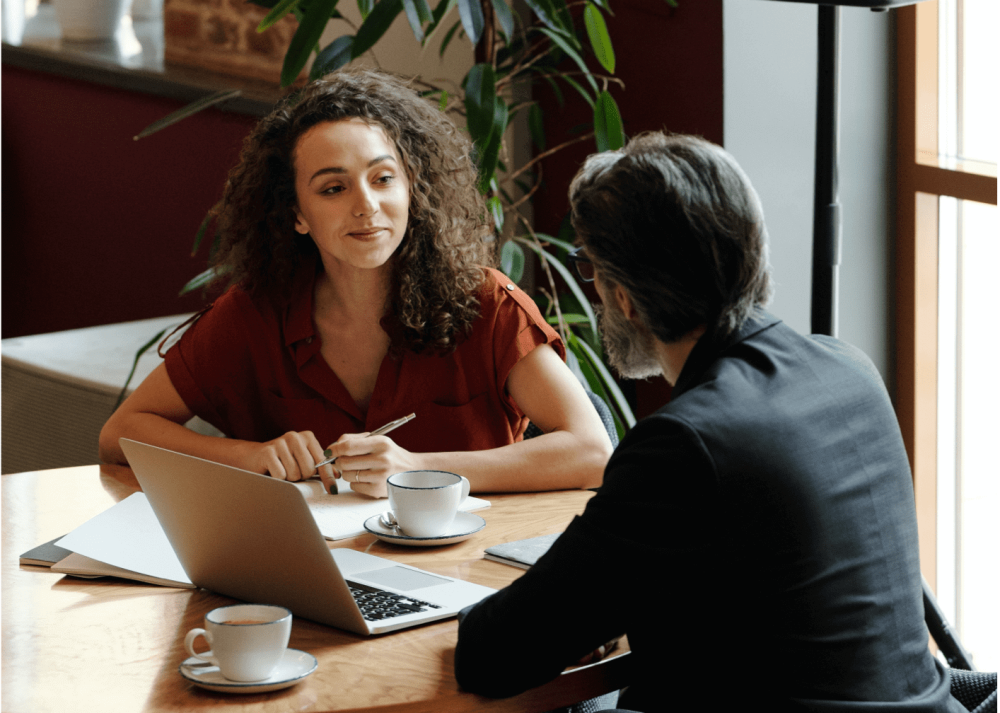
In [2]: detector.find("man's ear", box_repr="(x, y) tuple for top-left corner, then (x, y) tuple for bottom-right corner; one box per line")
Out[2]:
(614, 284), (638, 321)
(293, 207), (310, 235)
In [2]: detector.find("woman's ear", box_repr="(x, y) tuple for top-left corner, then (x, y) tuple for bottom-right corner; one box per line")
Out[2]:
(293, 207), (310, 235)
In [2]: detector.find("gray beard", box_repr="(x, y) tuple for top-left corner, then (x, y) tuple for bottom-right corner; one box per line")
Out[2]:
(595, 303), (663, 380)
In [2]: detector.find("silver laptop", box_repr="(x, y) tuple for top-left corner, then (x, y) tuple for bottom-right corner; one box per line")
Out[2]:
(119, 438), (495, 635)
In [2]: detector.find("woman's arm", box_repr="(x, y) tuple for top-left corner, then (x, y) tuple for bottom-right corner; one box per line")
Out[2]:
(325, 344), (614, 497)
(99, 363), (336, 484)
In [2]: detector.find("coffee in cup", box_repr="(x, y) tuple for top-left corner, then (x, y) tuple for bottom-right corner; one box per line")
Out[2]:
(386, 470), (470, 538)
(184, 604), (292, 682)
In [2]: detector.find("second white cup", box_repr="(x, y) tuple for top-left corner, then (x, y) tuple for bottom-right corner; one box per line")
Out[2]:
(387, 470), (470, 538)
(184, 603), (292, 682)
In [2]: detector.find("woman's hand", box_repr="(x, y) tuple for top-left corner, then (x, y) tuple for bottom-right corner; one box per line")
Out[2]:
(246, 430), (337, 486)
(323, 433), (422, 499)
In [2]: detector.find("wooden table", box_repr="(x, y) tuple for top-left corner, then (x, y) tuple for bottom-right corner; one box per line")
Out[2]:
(1, 465), (631, 713)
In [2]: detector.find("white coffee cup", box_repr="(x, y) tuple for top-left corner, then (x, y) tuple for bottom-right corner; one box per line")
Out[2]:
(387, 470), (471, 538)
(184, 604), (292, 682)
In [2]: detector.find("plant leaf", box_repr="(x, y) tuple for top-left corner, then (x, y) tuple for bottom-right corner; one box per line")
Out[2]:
(438, 19), (462, 57)
(257, 0), (301, 31)
(476, 98), (508, 193)
(534, 231), (573, 254)
(179, 267), (219, 296)
(413, 0), (433, 21)
(438, 89), (449, 110)
(519, 240), (598, 333)
(115, 327), (169, 410)
(574, 333), (636, 429)
(489, 0), (513, 41)
(133, 89), (242, 140)
(522, 0), (563, 35)
(208, 231), (222, 261)
(594, 89), (624, 152)
(357, 0), (374, 19)
(282, 0), (338, 86)
(551, 0), (575, 37)
(401, 0), (425, 40)
(487, 195), (504, 232)
(500, 240), (525, 283)
(311, 34), (354, 78)
(456, 0), (484, 46)
(546, 313), (589, 324)
(423, 0), (456, 43)
(528, 103), (545, 151)
(565, 332), (625, 439)
(353, 0), (404, 57)
(539, 27), (598, 94)
(464, 63), (497, 147)
(539, 72), (564, 108)
(558, 73), (595, 108)
(584, 2), (614, 74)
(191, 210), (213, 255)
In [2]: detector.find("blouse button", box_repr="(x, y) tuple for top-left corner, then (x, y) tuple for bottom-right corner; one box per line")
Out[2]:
(306, 336), (313, 344)
(505, 284), (515, 291)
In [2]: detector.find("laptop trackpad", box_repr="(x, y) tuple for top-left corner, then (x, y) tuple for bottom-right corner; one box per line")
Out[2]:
(353, 566), (450, 591)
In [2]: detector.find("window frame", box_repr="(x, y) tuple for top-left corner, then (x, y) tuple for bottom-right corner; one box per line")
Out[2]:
(894, 0), (997, 591)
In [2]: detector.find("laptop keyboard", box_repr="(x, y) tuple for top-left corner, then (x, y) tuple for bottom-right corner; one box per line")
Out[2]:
(347, 580), (443, 622)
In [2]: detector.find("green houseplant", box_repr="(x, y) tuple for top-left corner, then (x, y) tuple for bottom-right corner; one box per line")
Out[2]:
(130, 0), (668, 437)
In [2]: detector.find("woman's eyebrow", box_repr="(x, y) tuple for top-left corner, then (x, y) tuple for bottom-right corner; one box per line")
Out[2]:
(308, 155), (396, 183)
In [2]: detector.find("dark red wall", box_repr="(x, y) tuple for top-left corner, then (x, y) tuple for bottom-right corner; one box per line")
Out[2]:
(531, 0), (723, 233)
(531, 0), (723, 416)
(2, 66), (258, 338)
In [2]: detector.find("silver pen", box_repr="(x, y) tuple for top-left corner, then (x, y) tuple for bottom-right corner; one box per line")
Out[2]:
(314, 413), (416, 469)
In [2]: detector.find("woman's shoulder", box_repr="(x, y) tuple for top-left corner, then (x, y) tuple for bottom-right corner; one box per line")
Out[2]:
(192, 281), (292, 335)
(477, 267), (544, 320)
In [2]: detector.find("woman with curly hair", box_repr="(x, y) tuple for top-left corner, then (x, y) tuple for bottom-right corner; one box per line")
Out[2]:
(100, 67), (612, 498)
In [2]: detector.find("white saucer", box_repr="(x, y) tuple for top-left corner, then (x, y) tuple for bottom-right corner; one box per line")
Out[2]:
(363, 511), (486, 546)
(179, 648), (317, 694)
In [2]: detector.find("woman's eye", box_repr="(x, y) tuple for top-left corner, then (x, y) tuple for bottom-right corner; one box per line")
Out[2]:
(374, 174), (395, 185)
(321, 185), (344, 195)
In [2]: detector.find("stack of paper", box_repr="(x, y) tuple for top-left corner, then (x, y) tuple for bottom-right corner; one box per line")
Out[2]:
(20, 481), (491, 588)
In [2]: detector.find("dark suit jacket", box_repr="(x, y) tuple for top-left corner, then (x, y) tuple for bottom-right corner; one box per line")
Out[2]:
(455, 312), (963, 712)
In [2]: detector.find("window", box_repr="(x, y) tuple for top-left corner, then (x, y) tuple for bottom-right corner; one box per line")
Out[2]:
(896, 0), (997, 671)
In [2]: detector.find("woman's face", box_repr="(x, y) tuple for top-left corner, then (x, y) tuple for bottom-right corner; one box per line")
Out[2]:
(293, 118), (410, 273)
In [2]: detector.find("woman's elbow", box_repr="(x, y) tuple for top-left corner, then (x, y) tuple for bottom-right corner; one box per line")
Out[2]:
(576, 429), (613, 489)
(98, 414), (127, 465)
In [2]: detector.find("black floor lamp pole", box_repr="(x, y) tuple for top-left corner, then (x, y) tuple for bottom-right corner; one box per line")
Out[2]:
(811, 4), (842, 338)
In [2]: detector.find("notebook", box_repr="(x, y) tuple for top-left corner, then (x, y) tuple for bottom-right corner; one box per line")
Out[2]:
(119, 438), (496, 635)
(484, 533), (561, 569)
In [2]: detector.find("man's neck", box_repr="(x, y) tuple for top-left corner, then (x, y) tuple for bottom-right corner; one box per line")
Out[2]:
(653, 325), (706, 386)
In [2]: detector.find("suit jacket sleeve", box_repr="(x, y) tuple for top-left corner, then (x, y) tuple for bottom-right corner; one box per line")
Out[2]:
(454, 415), (719, 698)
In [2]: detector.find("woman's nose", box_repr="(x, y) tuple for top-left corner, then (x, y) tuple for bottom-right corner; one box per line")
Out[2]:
(353, 185), (378, 217)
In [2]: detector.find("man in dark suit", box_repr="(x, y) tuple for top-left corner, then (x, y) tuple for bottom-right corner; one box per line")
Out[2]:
(454, 133), (963, 711)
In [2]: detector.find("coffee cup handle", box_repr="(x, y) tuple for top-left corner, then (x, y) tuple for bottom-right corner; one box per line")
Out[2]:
(184, 628), (218, 666)
(459, 476), (470, 505)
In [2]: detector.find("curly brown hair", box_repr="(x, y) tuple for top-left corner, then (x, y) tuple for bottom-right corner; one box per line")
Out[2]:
(212, 67), (494, 353)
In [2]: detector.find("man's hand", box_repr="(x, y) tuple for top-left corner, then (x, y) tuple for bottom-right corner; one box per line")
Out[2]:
(322, 433), (422, 498)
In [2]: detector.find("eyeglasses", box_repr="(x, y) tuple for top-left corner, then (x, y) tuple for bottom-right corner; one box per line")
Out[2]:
(567, 247), (595, 283)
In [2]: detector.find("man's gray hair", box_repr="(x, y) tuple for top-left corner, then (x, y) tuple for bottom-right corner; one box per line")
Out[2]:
(569, 132), (773, 344)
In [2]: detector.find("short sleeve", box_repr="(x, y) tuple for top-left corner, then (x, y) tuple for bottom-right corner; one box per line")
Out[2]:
(163, 287), (261, 437)
(481, 269), (565, 417)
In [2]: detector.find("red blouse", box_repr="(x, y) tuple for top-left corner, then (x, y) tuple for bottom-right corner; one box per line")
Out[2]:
(164, 267), (564, 454)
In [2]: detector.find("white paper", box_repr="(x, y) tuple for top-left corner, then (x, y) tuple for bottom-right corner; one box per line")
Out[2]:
(56, 493), (191, 584)
(290, 480), (491, 540)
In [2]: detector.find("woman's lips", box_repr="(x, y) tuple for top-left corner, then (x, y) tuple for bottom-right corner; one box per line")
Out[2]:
(348, 228), (387, 241)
